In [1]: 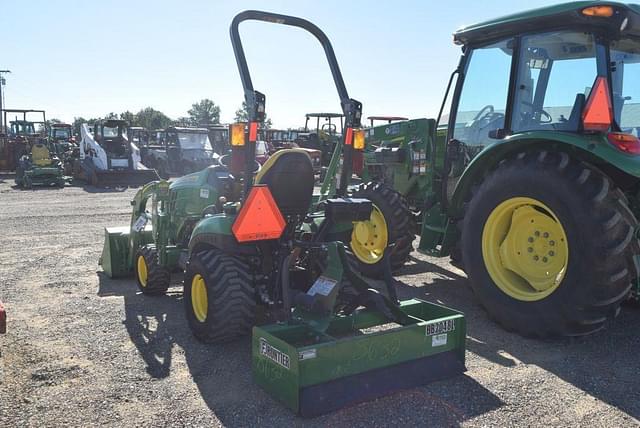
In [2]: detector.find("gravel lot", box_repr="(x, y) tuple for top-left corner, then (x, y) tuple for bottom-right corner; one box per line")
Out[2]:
(0, 173), (639, 427)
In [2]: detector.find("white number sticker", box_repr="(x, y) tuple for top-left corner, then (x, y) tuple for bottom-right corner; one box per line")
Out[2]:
(132, 215), (148, 232)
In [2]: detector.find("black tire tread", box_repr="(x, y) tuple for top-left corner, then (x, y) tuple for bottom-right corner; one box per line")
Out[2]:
(351, 182), (414, 278)
(461, 150), (638, 337)
(184, 250), (255, 343)
(135, 246), (170, 295)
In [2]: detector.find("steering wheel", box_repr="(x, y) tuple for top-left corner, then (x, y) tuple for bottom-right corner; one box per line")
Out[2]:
(472, 105), (495, 122)
(219, 154), (262, 174)
(521, 101), (553, 124)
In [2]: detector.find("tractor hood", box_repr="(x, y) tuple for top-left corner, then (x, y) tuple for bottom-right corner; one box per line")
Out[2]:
(454, 2), (640, 46)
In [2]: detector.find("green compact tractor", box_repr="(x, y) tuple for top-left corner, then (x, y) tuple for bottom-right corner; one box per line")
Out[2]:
(101, 10), (465, 416)
(362, 2), (640, 337)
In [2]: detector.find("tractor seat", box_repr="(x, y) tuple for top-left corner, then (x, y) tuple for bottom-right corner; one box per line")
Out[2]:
(32, 144), (52, 167)
(254, 149), (314, 218)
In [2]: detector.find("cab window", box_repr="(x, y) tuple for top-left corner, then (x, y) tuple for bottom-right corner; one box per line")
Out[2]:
(610, 39), (640, 134)
(512, 31), (597, 132)
(453, 39), (513, 150)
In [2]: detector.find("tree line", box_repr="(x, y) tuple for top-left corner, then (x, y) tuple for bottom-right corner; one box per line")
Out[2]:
(65, 98), (271, 135)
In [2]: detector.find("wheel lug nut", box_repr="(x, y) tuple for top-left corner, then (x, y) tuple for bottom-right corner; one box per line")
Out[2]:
(542, 257), (548, 263)
(549, 251), (554, 256)
(543, 232), (549, 238)
(533, 255), (539, 261)
(549, 241), (555, 246)
(535, 231), (540, 237)
(528, 237), (534, 243)
(528, 247), (533, 253)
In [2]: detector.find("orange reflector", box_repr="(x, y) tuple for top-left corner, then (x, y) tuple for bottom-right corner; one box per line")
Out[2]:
(582, 6), (614, 17)
(582, 76), (613, 132)
(232, 185), (285, 242)
(249, 122), (258, 142)
(345, 127), (354, 145)
(608, 133), (640, 155)
(353, 129), (366, 150)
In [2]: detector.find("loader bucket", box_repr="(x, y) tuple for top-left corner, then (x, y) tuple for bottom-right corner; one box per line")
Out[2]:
(94, 169), (159, 188)
(100, 226), (131, 278)
(252, 299), (466, 417)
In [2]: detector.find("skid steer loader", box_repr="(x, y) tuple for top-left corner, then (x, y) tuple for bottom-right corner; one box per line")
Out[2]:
(75, 119), (158, 187)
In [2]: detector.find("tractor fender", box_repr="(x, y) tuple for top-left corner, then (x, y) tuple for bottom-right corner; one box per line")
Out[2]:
(448, 131), (640, 218)
(188, 214), (258, 256)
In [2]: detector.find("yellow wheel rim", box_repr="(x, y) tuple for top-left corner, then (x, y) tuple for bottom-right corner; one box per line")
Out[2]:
(482, 197), (569, 302)
(351, 204), (389, 264)
(191, 274), (208, 323)
(137, 255), (148, 287)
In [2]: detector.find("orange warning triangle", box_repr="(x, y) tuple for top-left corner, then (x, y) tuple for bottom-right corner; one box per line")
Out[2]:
(232, 185), (286, 242)
(582, 76), (613, 132)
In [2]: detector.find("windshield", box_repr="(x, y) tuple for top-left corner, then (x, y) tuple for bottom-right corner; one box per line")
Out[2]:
(256, 141), (268, 155)
(610, 39), (640, 134)
(177, 133), (212, 150)
(11, 122), (36, 135)
(53, 128), (70, 139)
(103, 126), (119, 138)
(209, 129), (227, 144)
(512, 31), (597, 133)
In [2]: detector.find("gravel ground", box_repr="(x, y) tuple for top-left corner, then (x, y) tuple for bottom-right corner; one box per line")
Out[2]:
(0, 173), (639, 427)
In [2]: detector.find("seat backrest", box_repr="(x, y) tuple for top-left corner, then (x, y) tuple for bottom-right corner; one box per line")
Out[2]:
(254, 149), (314, 218)
(32, 144), (51, 166)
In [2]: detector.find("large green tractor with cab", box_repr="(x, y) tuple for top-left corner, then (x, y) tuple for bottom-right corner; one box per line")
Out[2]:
(362, 2), (640, 337)
(100, 10), (465, 415)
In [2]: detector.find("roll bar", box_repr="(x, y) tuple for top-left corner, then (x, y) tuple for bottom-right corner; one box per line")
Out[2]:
(230, 10), (362, 196)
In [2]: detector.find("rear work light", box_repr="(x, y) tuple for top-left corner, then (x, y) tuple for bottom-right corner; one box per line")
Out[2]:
(582, 6), (614, 17)
(353, 129), (366, 150)
(607, 133), (640, 155)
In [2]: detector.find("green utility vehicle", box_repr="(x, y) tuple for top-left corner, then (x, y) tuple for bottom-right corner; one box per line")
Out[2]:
(100, 10), (465, 415)
(362, 2), (640, 337)
(140, 126), (219, 179)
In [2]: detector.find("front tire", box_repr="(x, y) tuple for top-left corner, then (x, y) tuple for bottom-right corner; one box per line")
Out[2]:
(134, 246), (170, 295)
(462, 151), (638, 337)
(350, 182), (414, 278)
(183, 250), (255, 343)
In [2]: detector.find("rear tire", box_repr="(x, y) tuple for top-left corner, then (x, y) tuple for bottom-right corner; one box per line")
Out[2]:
(134, 246), (170, 295)
(350, 182), (414, 278)
(461, 151), (638, 337)
(184, 250), (255, 343)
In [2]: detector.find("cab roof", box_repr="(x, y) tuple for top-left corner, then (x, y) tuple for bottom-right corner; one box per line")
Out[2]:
(454, 2), (640, 46)
(165, 126), (209, 133)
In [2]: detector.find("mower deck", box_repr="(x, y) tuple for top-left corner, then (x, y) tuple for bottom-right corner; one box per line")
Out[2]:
(252, 298), (465, 417)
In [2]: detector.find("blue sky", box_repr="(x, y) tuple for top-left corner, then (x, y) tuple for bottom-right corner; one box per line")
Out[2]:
(1, 0), (559, 128)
